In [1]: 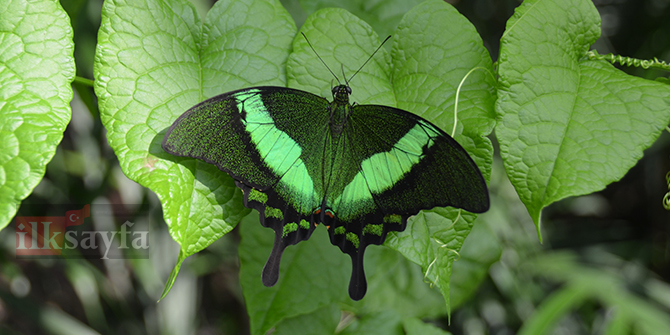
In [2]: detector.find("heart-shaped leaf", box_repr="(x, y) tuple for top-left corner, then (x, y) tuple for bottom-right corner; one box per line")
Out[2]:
(0, 0), (74, 229)
(496, 0), (670, 236)
(238, 214), (348, 335)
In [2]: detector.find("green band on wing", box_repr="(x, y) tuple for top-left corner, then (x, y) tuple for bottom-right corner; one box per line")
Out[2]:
(276, 162), (318, 214)
(236, 90), (318, 214)
(363, 224), (383, 236)
(333, 122), (439, 218)
(282, 222), (298, 237)
(346, 232), (360, 248)
(265, 206), (283, 220)
(248, 189), (268, 204)
(244, 116), (302, 177)
(360, 122), (436, 193)
(331, 175), (375, 221)
(334, 226), (346, 235)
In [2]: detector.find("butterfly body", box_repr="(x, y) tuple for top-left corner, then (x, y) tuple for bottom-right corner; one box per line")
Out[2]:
(163, 84), (489, 300)
(328, 85), (352, 136)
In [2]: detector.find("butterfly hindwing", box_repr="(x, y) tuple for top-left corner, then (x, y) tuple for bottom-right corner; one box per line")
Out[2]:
(320, 103), (489, 299)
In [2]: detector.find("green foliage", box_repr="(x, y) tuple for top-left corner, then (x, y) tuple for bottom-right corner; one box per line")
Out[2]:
(403, 317), (452, 335)
(0, 0), (74, 229)
(496, 0), (670, 237)
(3, 0), (670, 334)
(272, 303), (341, 335)
(586, 51), (670, 72)
(94, 0), (495, 320)
(238, 214), (347, 334)
(449, 213), (503, 308)
(518, 252), (670, 335)
(294, 0), (425, 39)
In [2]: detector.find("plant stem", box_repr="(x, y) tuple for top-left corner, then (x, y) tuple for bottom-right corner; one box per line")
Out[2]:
(586, 51), (670, 72)
(73, 76), (95, 87)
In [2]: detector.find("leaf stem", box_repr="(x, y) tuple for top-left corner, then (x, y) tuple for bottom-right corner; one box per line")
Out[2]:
(73, 76), (95, 87)
(586, 51), (670, 72)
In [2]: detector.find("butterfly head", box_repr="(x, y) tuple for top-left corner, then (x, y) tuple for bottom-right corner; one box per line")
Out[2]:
(332, 84), (352, 104)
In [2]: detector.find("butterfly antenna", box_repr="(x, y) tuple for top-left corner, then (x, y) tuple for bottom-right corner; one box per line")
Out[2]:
(302, 32), (341, 85)
(341, 63), (350, 87)
(347, 35), (391, 83)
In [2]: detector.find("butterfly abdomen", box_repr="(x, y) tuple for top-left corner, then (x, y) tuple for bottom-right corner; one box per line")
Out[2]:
(328, 101), (350, 137)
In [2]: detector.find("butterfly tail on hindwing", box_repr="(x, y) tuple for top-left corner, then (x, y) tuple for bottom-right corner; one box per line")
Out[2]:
(236, 180), (318, 287)
(327, 212), (409, 300)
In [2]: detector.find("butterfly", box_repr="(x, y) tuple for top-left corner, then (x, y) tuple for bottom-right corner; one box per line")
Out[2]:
(162, 35), (489, 300)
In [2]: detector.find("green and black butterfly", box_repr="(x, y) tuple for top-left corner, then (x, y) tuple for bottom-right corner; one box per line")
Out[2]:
(162, 35), (489, 300)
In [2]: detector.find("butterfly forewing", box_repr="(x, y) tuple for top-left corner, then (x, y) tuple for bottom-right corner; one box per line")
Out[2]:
(349, 104), (490, 214)
(164, 86), (336, 287)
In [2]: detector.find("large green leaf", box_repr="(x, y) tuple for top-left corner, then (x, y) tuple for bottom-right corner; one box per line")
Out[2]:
(496, 0), (670, 236)
(403, 317), (452, 335)
(94, 0), (296, 296)
(338, 310), (404, 335)
(238, 214), (348, 335)
(296, 0), (425, 39)
(449, 211), (502, 309)
(0, 0), (74, 229)
(347, 246), (447, 318)
(272, 303), (341, 335)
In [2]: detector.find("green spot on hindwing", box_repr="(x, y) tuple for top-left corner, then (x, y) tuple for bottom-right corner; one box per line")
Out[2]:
(363, 224), (383, 236)
(346, 232), (360, 248)
(384, 214), (402, 224)
(265, 206), (283, 220)
(299, 219), (310, 230)
(248, 189), (268, 204)
(334, 226), (346, 235)
(282, 222), (298, 237)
